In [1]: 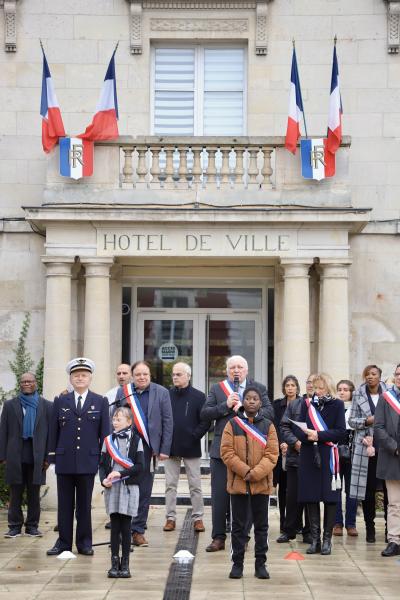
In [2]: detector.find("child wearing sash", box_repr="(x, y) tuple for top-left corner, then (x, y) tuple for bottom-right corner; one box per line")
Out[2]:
(220, 386), (279, 580)
(99, 406), (144, 578)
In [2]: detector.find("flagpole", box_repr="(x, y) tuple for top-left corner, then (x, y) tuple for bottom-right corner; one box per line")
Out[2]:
(113, 41), (119, 55)
(39, 38), (45, 54)
(293, 38), (308, 139)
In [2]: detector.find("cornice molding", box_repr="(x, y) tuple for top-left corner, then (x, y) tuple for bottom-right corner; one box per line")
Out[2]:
(0, 0), (18, 52)
(385, 0), (400, 54)
(126, 0), (273, 55)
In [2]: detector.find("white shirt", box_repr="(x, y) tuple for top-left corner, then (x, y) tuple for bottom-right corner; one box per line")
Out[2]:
(74, 389), (88, 409)
(105, 385), (119, 405)
(370, 393), (379, 407)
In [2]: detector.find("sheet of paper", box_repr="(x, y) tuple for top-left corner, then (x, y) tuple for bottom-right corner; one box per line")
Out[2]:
(288, 419), (308, 432)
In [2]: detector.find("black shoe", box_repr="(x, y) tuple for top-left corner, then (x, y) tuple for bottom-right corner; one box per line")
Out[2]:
(320, 539), (332, 555)
(381, 542), (400, 557)
(306, 539), (321, 554)
(119, 556), (131, 578)
(255, 564), (270, 579)
(366, 530), (376, 544)
(229, 564), (243, 579)
(46, 544), (65, 556)
(105, 521), (111, 530)
(25, 528), (43, 537)
(78, 547), (94, 556)
(302, 533), (313, 544)
(276, 533), (294, 543)
(108, 555), (120, 578)
(4, 528), (21, 538)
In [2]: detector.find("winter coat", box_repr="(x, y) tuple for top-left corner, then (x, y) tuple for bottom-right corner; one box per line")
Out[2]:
(296, 396), (346, 503)
(279, 396), (304, 469)
(220, 412), (278, 495)
(348, 381), (387, 500)
(374, 386), (400, 481)
(272, 396), (288, 485)
(99, 429), (144, 486)
(169, 385), (209, 458)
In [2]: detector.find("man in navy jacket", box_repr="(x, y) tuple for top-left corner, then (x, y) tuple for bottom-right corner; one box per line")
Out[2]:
(46, 357), (109, 556)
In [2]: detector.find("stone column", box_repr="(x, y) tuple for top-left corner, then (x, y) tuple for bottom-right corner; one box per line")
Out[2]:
(42, 258), (74, 400)
(318, 261), (351, 383)
(82, 259), (114, 393)
(281, 260), (313, 393)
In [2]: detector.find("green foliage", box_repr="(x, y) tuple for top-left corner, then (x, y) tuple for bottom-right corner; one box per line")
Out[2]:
(35, 357), (44, 396)
(9, 312), (34, 394)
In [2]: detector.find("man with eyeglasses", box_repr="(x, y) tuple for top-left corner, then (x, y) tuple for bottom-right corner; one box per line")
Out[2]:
(374, 364), (400, 557)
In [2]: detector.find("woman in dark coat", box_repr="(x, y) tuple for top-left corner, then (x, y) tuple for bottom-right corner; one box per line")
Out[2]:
(296, 373), (346, 555)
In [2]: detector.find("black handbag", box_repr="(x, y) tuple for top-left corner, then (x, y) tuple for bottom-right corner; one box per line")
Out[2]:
(338, 443), (351, 461)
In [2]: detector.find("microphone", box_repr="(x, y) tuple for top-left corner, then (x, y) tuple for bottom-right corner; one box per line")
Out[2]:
(233, 376), (240, 394)
(108, 387), (136, 408)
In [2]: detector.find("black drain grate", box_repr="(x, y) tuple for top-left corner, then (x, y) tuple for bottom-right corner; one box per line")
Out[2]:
(163, 509), (199, 600)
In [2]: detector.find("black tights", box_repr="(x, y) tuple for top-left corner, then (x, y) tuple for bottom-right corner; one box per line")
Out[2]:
(110, 513), (132, 556)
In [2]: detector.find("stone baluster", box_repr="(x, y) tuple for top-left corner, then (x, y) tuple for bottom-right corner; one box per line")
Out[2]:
(207, 146), (217, 185)
(150, 145), (161, 185)
(121, 146), (134, 187)
(192, 146), (202, 185)
(248, 147), (259, 186)
(165, 146), (175, 185)
(261, 146), (273, 188)
(177, 146), (187, 186)
(220, 146), (231, 185)
(136, 146), (148, 186)
(235, 147), (245, 187)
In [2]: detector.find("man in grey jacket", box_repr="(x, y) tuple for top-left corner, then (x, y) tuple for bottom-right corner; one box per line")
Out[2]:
(374, 364), (400, 557)
(0, 373), (52, 538)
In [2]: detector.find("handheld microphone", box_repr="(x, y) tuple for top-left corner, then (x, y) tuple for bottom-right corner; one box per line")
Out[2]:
(108, 387), (136, 408)
(233, 375), (240, 393)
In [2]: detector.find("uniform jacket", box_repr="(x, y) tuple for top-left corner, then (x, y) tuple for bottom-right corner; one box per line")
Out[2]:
(280, 396), (304, 469)
(99, 429), (145, 486)
(220, 412), (278, 495)
(348, 381), (387, 500)
(116, 382), (173, 456)
(200, 378), (273, 459)
(296, 396), (346, 503)
(0, 396), (52, 485)
(47, 390), (110, 474)
(169, 385), (209, 458)
(374, 386), (400, 481)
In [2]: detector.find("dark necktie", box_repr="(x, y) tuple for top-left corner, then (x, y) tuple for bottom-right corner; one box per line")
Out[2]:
(77, 395), (82, 412)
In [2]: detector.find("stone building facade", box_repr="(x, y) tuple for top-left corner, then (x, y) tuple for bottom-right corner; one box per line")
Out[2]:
(0, 0), (399, 404)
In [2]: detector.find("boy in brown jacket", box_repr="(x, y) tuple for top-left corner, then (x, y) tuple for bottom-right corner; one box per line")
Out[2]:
(221, 386), (279, 579)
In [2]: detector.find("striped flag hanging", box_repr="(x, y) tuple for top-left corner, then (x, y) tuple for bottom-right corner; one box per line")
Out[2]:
(326, 43), (343, 154)
(40, 48), (65, 153)
(285, 47), (304, 155)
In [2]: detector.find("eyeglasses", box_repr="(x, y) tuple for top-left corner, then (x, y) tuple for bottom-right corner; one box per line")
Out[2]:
(394, 372), (400, 377)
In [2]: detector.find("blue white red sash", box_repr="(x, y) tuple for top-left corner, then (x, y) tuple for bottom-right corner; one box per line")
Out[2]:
(383, 389), (400, 415)
(233, 416), (267, 448)
(305, 398), (341, 491)
(104, 434), (134, 469)
(123, 383), (150, 447)
(219, 379), (235, 397)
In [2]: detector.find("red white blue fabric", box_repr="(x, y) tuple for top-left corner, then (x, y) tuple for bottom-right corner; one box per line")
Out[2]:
(305, 398), (341, 490)
(122, 383), (150, 447)
(104, 434), (134, 469)
(78, 50), (119, 141)
(383, 389), (400, 416)
(326, 45), (343, 154)
(219, 379), (235, 397)
(300, 138), (335, 180)
(59, 137), (94, 179)
(233, 416), (267, 448)
(40, 49), (65, 153)
(285, 48), (304, 155)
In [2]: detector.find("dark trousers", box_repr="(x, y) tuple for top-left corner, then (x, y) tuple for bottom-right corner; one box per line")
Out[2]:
(231, 494), (269, 567)
(57, 473), (95, 551)
(110, 513), (132, 556)
(211, 457), (230, 540)
(277, 469), (287, 532)
(8, 463), (40, 530)
(362, 454), (388, 531)
(131, 445), (154, 534)
(284, 466), (310, 537)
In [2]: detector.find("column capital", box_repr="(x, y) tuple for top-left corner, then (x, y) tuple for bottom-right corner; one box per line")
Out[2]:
(280, 258), (313, 278)
(81, 257), (114, 278)
(41, 256), (74, 277)
(319, 260), (351, 280)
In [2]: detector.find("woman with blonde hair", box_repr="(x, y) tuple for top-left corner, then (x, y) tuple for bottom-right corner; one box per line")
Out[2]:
(294, 373), (346, 555)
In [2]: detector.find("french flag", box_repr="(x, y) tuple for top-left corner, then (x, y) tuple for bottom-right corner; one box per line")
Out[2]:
(78, 50), (119, 141)
(59, 137), (94, 179)
(40, 50), (65, 153)
(285, 47), (304, 155)
(326, 44), (343, 154)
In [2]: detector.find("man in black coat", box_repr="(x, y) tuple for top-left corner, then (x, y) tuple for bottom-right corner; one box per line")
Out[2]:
(163, 362), (209, 533)
(46, 357), (109, 556)
(200, 355), (273, 552)
(0, 372), (52, 538)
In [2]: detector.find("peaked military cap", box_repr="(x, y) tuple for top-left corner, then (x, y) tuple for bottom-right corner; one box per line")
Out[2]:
(66, 357), (95, 374)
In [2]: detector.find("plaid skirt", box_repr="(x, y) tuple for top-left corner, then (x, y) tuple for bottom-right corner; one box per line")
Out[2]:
(104, 481), (139, 517)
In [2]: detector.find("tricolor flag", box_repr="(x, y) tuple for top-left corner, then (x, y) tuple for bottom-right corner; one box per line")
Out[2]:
(60, 137), (94, 179)
(78, 49), (119, 141)
(326, 43), (343, 154)
(40, 49), (65, 153)
(301, 139), (335, 181)
(285, 47), (304, 155)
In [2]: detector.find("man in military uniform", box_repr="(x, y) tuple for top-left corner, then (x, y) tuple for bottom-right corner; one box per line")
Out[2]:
(46, 358), (109, 556)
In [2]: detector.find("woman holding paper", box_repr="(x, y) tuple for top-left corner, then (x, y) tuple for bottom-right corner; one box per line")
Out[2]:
(296, 373), (346, 555)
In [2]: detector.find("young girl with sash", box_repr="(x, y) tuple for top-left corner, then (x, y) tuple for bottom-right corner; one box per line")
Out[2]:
(99, 406), (144, 578)
(295, 373), (346, 555)
(220, 386), (279, 580)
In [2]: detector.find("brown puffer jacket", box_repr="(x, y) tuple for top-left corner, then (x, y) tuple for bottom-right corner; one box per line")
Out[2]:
(220, 413), (279, 495)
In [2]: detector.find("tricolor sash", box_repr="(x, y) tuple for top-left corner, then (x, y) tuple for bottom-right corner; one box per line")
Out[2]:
(233, 416), (267, 448)
(305, 398), (341, 491)
(123, 383), (150, 447)
(383, 389), (400, 416)
(104, 434), (134, 469)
